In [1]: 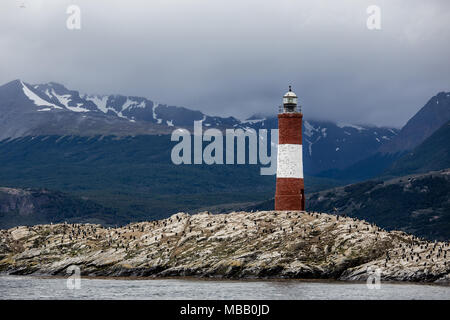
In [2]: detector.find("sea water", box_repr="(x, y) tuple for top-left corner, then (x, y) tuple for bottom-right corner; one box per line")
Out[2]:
(0, 275), (449, 300)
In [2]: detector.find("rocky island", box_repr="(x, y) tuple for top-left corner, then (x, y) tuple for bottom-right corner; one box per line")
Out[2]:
(0, 211), (449, 283)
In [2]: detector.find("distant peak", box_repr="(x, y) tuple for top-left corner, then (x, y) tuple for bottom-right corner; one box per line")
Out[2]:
(34, 82), (68, 91)
(435, 91), (450, 99)
(2, 79), (23, 87)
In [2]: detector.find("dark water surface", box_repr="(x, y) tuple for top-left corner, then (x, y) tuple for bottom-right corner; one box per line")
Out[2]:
(0, 275), (448, 300)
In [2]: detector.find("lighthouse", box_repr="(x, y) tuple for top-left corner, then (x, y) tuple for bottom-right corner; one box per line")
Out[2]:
(275, 86), (305, 211)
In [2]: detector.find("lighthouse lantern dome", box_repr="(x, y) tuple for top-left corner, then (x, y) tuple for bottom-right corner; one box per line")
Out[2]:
(282, 86), (298, 112)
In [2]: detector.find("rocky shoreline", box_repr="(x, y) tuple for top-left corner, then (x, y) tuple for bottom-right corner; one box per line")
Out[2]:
(0, 211), (449, 283)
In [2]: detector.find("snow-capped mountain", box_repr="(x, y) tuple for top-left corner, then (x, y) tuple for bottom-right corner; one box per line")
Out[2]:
(230, 115), (399, 174)
(13, 80), (241, 128)
(0, 80), (175, 139)
(0, 79), (399, 174)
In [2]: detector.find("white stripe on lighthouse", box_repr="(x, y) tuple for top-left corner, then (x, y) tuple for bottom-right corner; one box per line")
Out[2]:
(276, 144), (303, 178)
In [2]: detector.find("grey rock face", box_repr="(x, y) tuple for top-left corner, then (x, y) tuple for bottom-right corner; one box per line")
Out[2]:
(1, 211), (448, 283)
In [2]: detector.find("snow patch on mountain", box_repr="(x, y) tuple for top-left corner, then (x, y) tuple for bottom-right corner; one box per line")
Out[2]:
(242, 118), (265, 124)
(85, 95), (109, 113)
(67, 103), (90, 113)
(52, 90), (89, 112)
(305, 136), (322, 156)
(303, 121), (331, 156)
(85, 95), (134, 121)
(337, 123), (366, 131)
(304, 120), (318, 138)
(21, 82), (62, 110)
(131, 101), (146, 109)
(116, 98), (147, 118)
(388, 129), (398, 135)
(120, 98), (135, 113)
(152, 103), (162, 124)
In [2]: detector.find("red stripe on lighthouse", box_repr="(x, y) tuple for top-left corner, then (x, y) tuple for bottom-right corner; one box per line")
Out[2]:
(278, 113), (302, 144)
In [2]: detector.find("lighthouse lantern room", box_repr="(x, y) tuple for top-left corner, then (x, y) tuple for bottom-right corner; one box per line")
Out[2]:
(275, 86), (305, 211)
(282, 86), (298, 112)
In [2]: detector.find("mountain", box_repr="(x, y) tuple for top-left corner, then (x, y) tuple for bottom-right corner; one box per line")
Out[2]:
(306, 169), (450, 241)
(384, 120), (450, 177)
(0, 134), (356, 228)
(240, 116), (399, 174)
(0, 135), (275, 225)
(315, 152), (402, 182)
(0, 80), (174, 140)
(315, 92), (450, 181)
(0, 187), (117, 229)
(298, 120), (397, 174)
(379, 91), (450, 154)
(0, 79), (448, 236)
(0, 80), (399, 176)
(0, 80), (240, 140)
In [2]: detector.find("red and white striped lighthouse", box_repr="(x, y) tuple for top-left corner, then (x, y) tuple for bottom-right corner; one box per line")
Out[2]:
(275, 86), (305, 211)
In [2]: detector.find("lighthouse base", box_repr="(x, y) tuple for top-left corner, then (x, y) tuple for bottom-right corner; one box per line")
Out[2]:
(275, 178), (305, 211)
(275, 194), (305, 211)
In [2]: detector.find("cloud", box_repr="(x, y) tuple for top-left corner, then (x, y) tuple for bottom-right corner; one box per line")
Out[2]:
(1, 0), (449, 127)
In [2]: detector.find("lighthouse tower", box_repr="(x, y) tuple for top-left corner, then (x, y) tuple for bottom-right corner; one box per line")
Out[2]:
(275, 86), (305, 211)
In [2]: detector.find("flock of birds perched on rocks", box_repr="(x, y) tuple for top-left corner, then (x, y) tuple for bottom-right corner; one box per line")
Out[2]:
(0, 210), (448, 281)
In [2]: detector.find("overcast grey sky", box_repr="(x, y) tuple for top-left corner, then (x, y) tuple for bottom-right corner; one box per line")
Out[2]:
(1, 0), (449, 127)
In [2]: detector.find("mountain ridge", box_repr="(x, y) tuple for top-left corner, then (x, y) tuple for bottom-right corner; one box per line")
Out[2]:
(306, 169), (450, 241)
(379, 91), (450, 154)
(384, 120), (450, 177)
(0, 79), (399, 175)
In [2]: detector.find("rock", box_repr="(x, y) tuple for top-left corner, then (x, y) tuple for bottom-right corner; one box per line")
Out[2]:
(0, 211), (449, 283)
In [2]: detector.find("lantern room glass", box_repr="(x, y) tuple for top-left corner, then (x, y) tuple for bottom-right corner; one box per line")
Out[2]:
(283, 96), (298, 105)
